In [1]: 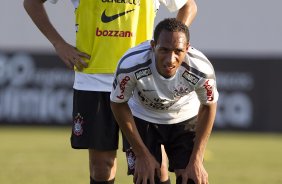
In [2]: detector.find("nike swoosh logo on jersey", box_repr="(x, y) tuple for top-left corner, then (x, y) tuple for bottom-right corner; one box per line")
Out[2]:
(101, 9), (135, 23)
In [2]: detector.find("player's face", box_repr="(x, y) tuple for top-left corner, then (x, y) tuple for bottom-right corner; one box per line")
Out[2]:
(152, 30), (188, 78)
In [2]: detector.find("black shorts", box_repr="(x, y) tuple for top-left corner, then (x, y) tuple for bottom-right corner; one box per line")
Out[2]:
(71, 89), (119, 150)
(124, 116), (197, 173)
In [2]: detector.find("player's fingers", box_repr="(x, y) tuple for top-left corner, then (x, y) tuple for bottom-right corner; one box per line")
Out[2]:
(181, 178), (186, 184)
(149, 174), (155, 184)
(73, 51), (88, 68)
(78, 58), (88, 68)
(155, 167), (161, 179)
(202, 176), (208, 184)
(75, 47), (91, 59)
(202, 170), (208, 184)
(78, 51), (91, 60)
(133, 175), (136, 183)
(180, 175), (187, 184)
(65, 58), (76, 70)
(142, 177), (148, 184)
(58, 54), (73, 69)
(201, 177), (207, 184)
(64, 59), (74, 69)
(72, 57), (83, 71)
(134, 173), (140, 184)
(136, 177), (143, 184)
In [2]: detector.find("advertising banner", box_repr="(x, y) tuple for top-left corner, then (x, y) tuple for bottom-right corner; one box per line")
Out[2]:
(0, 52), (73, 125)
(211, 57), (282, 132)
(1, 52), (282, 132)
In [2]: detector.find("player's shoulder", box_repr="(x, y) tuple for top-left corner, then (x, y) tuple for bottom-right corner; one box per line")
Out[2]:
(117, 41), (152, 70)
(158, 0), (188, 12)
(186, 46), (215, 76)
(47, 0), (58, 4)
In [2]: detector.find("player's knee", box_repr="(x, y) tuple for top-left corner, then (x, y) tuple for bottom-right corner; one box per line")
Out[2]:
(91, 160), (116, 179)
(90, 153), (116, 180)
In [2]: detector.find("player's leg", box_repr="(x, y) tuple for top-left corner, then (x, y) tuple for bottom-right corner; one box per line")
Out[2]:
(124, 140), (170, 184)
(165, 116), (197, 184)
(123, 117), (163, 184)
(89, 149), (117, 183)
(160, 145), (171, 184)
(124, 147), (162, 184)
(71, 90), (119, 183)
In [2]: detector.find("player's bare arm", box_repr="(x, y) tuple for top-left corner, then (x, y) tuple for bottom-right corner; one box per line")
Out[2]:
(110, 102), (160, 184)
(175, 103), (217, 184)
(176, 0), (198, 26)
(23, 0), (89, 70)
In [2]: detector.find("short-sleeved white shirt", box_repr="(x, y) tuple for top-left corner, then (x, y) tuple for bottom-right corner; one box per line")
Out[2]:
(111, 41), (219, 124)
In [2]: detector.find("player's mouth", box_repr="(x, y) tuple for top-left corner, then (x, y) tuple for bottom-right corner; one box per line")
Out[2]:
(163, 65), (176, 76)
(164, 65), (175, 71)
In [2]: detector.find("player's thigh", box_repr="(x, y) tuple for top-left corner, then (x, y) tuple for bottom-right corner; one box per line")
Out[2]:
(123, 117), (163, 174)
(134, 117), (163, 162)
(165, 117), (197, 172)
(71, 89), (119, 150)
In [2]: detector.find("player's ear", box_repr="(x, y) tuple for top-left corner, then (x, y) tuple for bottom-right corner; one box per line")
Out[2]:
(150, 40), (155, 50)
(186, 42), (190, 52)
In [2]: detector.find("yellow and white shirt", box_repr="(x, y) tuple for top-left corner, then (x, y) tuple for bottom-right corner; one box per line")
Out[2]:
(49, 0), (188, 91)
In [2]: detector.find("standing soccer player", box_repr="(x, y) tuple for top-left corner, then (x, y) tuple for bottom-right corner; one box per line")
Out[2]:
(23, 1), (197, 183)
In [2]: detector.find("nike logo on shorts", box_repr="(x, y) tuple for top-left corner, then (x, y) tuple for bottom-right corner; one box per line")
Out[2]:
(101, 9), (135, 23)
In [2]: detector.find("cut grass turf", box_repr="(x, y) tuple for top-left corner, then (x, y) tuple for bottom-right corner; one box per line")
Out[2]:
(0, 126), (281, 184)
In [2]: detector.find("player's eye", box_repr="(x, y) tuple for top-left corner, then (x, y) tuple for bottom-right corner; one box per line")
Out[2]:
(174, 49), (184, 55)
(159, 48), (170, 53)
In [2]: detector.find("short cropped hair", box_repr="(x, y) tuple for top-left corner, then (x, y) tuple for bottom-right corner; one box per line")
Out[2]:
(153, 18), (190, 43)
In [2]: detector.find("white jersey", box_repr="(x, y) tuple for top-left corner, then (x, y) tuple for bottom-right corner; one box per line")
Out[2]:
(110, 41), (219, 124)
(48, 0), (189, 92)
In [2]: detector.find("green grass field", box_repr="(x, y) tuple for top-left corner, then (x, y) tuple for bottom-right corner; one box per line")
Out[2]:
(0, 126), (281, 184)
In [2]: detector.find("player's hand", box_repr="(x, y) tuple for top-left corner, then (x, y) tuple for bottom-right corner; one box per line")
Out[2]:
(176, 159), (209, 184)
(133, 151), (160, 184)
(54, 41), (90, 71)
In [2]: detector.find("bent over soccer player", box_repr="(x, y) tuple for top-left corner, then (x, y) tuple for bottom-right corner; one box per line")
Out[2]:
(110, 18), (218, 184)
